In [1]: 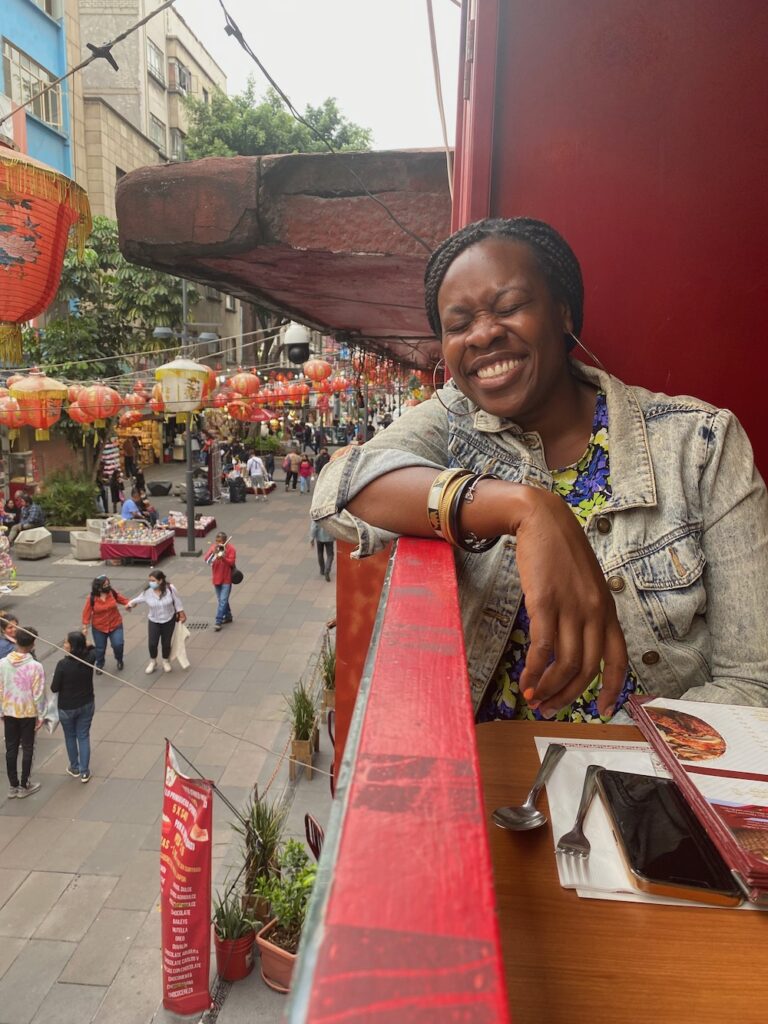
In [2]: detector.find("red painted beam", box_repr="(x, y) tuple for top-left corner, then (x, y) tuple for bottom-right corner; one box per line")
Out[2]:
(289, 538), (510, 1022)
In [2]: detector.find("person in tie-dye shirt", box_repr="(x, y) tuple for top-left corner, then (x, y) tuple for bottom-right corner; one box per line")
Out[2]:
(1, 627), (46, 798)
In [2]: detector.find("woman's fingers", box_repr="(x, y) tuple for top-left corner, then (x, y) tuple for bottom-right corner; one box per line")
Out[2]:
(536, 619), (604, 716)
(596, 619), (629, 715)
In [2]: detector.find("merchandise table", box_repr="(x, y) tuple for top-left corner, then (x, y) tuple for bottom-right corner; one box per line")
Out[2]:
(169, 517), (216, 538)
(478, 720), (768, 1024)
(100, 532), (175, 564)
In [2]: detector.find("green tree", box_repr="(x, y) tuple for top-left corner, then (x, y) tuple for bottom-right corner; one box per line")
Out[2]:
(183, 81), (372, 160)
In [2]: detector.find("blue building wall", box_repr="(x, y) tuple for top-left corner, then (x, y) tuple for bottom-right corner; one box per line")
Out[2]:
(0, 0), (72, 176)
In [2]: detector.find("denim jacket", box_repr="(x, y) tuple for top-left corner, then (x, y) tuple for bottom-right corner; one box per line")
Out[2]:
(311, 364), (768, 711)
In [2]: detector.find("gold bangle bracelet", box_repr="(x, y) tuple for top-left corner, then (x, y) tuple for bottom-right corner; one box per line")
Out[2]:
(438, 473), (475, 546)
(426, 468), (472, 539)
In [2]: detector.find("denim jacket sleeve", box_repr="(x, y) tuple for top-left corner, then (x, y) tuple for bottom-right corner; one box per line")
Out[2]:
(693, 409), (768, 706)
(310, 398), (450, 557)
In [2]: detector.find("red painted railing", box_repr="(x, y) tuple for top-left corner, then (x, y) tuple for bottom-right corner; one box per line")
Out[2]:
(288, 538), (510, 1022)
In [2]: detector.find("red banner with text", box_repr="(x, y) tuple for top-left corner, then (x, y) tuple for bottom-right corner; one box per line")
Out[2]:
(160, 742), (213, 1014)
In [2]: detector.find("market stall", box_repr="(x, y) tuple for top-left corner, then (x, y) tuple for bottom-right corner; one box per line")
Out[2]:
(165, 512), (216, 538)
(100, 520), (175, 564)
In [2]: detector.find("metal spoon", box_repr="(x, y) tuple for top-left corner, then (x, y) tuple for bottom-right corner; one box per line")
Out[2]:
(492, 742), (567, 831)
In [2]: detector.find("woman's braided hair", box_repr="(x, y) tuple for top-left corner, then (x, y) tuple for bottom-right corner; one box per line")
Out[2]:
(423, 217), (584, 344)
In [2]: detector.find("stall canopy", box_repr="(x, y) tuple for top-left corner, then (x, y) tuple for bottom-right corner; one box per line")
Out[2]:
(116, 151), (452, 367)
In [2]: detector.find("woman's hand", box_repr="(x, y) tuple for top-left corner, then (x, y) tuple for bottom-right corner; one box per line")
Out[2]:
(511, 488), (628, 717)
(178, 611), (187, 623)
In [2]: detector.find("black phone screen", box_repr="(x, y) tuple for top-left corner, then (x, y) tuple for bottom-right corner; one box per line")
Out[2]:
(598, 770), (739, 895)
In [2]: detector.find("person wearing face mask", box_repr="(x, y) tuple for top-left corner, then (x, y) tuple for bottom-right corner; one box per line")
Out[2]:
(82, 575), (130, 674)
(312, 216), (768, 721)
(51, 631), (97, 783)
(127, 570), (186, 675)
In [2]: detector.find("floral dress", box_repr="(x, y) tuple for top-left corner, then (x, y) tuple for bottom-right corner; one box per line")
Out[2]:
(477, 391), (638, 724)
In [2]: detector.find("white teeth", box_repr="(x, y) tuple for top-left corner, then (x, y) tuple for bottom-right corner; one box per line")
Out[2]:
(476, 358), (522, 380)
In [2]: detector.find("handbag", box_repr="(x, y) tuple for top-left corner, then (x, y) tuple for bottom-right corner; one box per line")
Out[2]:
(43, 692), (59, 735)
(231, 565), (244, 585)
(170, 620), (191, 670)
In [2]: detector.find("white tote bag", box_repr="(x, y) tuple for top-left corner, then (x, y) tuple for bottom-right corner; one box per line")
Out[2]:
(170, 621), (191, 670)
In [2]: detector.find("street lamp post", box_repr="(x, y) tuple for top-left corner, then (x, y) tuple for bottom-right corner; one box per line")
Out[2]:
(153, 289), (217, 557)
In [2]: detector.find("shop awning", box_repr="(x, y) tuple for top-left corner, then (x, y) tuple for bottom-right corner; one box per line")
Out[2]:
(116, 151), (451, 367)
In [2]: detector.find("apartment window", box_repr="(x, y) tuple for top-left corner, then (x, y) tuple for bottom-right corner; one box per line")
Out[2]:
(2, 40), (62, 130)
(202, 87), (209, 105)
(205, 286), (221, 301)
(224, 294), (236, 312)
(30, 0), (61, 16)
(149, 114), (166, 151)
(169, 128), (185, 161)
(168, 59), (192, 94)
(147, 40), (165, 86)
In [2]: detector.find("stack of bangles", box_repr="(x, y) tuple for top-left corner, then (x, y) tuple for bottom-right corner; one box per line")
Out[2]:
(426, 468), (501, 553)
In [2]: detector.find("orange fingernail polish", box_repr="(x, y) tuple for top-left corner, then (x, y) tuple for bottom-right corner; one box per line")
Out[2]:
(523, 687), (535, 701)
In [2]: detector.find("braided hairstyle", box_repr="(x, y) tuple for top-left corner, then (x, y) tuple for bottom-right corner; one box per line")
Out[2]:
(424, 217), (584, 347)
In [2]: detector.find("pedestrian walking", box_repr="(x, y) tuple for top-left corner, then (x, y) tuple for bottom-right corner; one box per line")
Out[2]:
(298, 455), (314, 495)
(1, 626), (45, 798)
(284, 448), (301, 491)
(310, 519), (335, 582)
(204, 531), (236, 631)
(82, 575), (129, 673)
(0, 615), (18, 658)
(246, 451), (268, 501)
(314, 447), (330, 476)
(51, 631), (97, 783)
(264, 451), (275, 481)
(127, 570), (186, 674)
(108, 469), (124, 513)
(122, 435), (137, 478)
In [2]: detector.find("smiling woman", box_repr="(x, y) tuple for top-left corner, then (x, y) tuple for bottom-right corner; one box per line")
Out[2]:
(311, 216), (768, 721)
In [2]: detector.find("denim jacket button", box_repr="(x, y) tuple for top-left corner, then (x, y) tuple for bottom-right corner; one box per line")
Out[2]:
(596, 516), (612, 534)
(641, 650), (660, 665)
(607, 575), (625, 593)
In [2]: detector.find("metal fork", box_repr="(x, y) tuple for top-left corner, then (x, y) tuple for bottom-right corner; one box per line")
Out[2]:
(556, 764), (601, 858)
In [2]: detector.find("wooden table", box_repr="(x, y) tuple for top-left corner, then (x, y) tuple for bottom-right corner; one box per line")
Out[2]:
(477, 721), (768, 1024)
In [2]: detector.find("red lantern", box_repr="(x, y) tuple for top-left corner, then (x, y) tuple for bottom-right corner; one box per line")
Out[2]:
(202, 368), (217, 398)
(149, 397), (165, 415)
(229, 371), (261, 398)
(303, 358), (332, 382)
(228, 398), (253, 422)
(249, 407), (270, 423)
(67, 384), (82, 404)
(0, 151), (92, 363)
(0, 395), (24, 441)
(332, 376), (349, 393)
(123, 389), (146, 410)
(77, 384), (122, 426)
(9, 369), (68, 440)
(119, 410), (143, 429)
(67, 401), (90, 426)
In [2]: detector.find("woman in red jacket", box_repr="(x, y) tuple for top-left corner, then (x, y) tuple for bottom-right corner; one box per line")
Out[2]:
(204, 532), (236, 631)
(81, 575), (130, 673)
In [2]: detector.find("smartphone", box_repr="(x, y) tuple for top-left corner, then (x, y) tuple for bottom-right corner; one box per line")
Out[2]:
(596, 769), (742, 906)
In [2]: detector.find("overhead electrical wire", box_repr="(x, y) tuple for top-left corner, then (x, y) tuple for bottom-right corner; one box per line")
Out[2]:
(426, 0), (455, 201)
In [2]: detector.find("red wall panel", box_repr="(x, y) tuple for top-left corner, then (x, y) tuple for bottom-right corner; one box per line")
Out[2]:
(488, 0), (768, 468)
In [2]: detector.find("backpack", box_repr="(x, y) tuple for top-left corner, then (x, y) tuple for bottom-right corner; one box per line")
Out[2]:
(229, 476), (247, 503)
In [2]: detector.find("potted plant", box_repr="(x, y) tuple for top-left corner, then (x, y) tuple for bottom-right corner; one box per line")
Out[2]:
(287, 679), (318, 780)
(213, 887), (256, 982)
(319, 642), (336, 717)
(254, 840), (318, 993)
(232, 789), (288, 921)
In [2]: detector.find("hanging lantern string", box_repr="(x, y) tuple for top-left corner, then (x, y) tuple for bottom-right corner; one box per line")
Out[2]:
(0, 0), (179, 132)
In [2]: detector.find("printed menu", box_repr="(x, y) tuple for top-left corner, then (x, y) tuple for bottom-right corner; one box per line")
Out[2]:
(628, 696), (768, 903)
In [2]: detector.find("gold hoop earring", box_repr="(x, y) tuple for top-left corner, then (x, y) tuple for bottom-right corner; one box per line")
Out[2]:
(568, 332), (607, 373)
(431, 358), (474, 417)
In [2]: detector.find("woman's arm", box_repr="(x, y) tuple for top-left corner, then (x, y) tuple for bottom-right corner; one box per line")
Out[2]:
(50, 661), (64, 694)
(127, 591), (147, 608)
(81, 597), (92, 628)
(114, 592), (130, 607)
(349, 471), (627, 716)
(169, 585), (184, 612)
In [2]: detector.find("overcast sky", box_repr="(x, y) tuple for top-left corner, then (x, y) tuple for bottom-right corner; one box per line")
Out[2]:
(177, 0), (461, 150)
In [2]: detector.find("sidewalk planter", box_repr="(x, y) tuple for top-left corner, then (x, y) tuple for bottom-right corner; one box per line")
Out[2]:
(322, 686), (336, 714)
(256, 919), (295, 993)
(214, 929), (256, 982)
(290, 737), (314, 781)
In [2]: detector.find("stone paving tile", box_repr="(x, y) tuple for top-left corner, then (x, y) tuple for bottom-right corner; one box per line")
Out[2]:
(34, 821), (111, 874)
(98, 687), (144, 714)
(0, 872), (73, 938)
(0, 868), (28, 910)
(198, 648), (233, 670)
(34, 874), (118, 941)
(217, 740), (269, 789)
(34, 776), (107, 819)
(102, 712), (159, 745)
(209, 668), (249, 693)
(137, 712), (185, 745)
(0, 816), (28, 854)
(0, 819), (69, 869)
(77, 777), (160, 826)
(109, 743), (164, 780)
(173, 717), (213, 748)
(105, 850), (160, 911)
(0, 939), (76, 1024)
(87, 710), (123, 741)
(29, 982), (107, 1024)
(162, 689), (204, 713)
(0, 936), (25, 981)
(85, 740), (133, 777)
(91, 945), (161, 1024)
(174, 667), (214, 691)
(131, 904), (161, 949)
(190, 690), (239, 719)
(60, 907), (146, 986)
(78, 822), (153, 876)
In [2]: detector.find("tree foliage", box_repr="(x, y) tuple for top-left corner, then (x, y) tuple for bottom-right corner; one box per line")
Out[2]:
(183, 81), (372, 161)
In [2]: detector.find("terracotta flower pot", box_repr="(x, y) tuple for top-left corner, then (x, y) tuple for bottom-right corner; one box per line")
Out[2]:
(214, 929), (255, 982)
(289, 738), (313, 780)
(323, 687), (336, 712)
(256, 919), (297, 993)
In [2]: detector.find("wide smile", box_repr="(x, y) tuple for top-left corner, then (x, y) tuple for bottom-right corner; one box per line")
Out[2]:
(468, 355), (527, 390)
